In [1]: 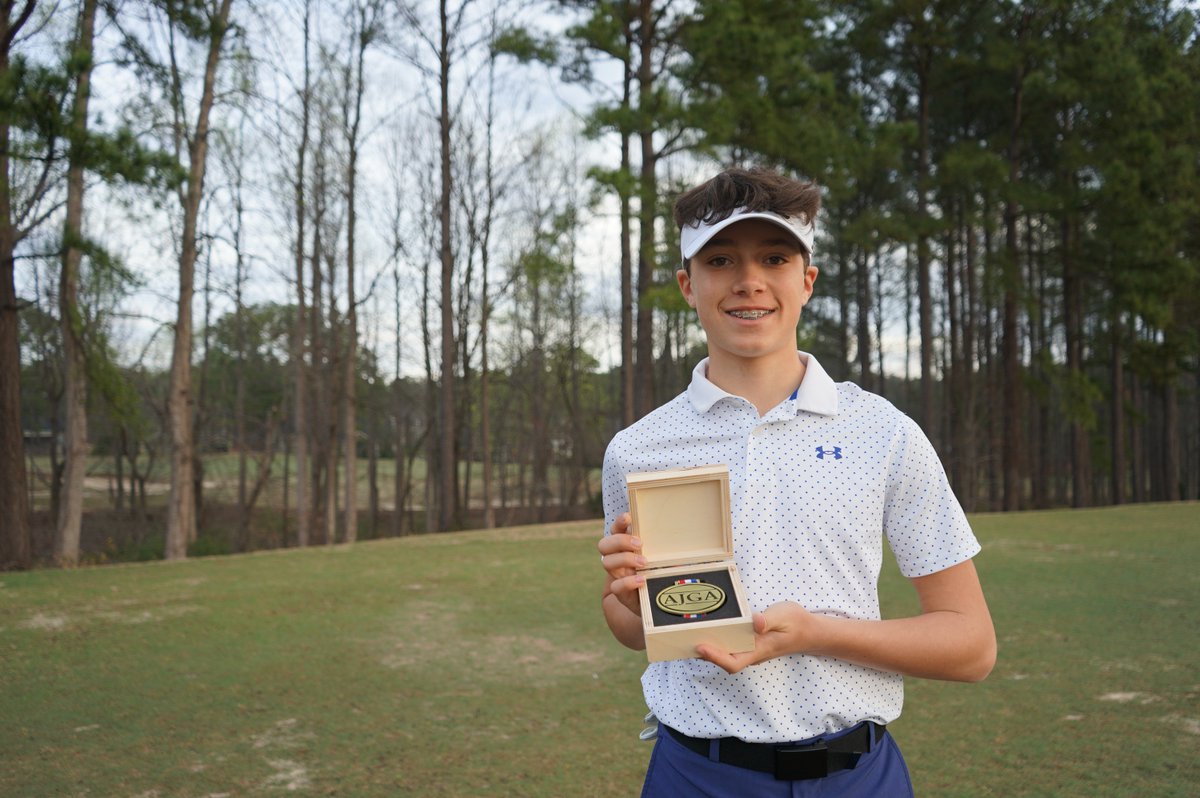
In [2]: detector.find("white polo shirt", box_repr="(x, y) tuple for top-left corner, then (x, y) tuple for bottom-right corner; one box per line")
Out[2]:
(601, 352), (981, 743)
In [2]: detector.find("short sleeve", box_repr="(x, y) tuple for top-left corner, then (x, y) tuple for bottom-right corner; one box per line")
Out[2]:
(883, 416), (981, 577)
(601, 436), (631, 536)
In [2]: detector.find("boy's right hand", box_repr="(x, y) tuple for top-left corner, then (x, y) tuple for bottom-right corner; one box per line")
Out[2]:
(598, 512), (647, 617)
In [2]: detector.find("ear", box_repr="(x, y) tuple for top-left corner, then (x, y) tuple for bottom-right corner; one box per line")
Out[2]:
(800, 264), (819, 305)
(677, 267), (696, 308)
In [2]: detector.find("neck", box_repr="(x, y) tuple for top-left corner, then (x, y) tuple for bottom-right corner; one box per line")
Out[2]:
(705, 350), (806, 416)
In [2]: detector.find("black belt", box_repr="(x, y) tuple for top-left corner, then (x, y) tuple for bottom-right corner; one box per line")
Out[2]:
(665, 721), (886, 781)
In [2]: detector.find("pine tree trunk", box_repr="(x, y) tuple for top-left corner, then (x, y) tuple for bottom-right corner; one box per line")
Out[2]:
(634, 0), (657, 420)
(916, 62), (934, 434)
(960, 206), (979, 511)
(1002, 58), (1026, 512)
(0, 4), (32, 570)
(1162, 370), (1181, 502)
(945, 216), (964, 499)
(856, 248), (872, 390)
(1110, 314), (1125, 504)
(1062, 193), (1090, 507)
(619, 13), (635, 429)
(55, 0), (99, 566)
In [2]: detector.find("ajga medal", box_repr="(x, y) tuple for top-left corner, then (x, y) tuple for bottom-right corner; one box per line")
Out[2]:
(654, 577), (727, 620)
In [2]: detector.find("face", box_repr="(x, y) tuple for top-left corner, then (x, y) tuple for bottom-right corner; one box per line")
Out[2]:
(676, 218), (818, 371)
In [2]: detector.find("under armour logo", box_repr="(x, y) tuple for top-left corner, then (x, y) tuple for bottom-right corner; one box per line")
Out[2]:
(815, 446), (843, 460)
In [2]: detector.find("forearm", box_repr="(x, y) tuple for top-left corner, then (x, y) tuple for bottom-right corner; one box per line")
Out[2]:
(807, 608), (995, 682)
(697, 559), (996, 680)
(806, 559), (994, 681)
(602, 587), (646, 651)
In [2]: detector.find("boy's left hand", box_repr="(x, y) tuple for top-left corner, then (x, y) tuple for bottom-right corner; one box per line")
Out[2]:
(695, 601), (813, 673)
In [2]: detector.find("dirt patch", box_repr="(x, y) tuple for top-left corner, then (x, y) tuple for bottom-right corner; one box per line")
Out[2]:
(250, 720), (315, 792)
(378, 600), (607, 682)
(1098, 691), (1159, 704)
(19, 612), (69, 631)
(261, 759), (311, 791)
(251, 719), (314, 751)
(1161, 715), (1200, 736)
(94, 605), (206, 625)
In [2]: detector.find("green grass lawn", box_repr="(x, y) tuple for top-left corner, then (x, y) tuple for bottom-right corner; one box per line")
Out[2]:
(2, 503), (1197, 797)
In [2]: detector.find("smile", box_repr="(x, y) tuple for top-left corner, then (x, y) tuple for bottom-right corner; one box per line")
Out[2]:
(726, 309), (774, 320)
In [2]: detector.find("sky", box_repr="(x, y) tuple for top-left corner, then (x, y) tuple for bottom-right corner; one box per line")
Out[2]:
(18, 0), (928, 386)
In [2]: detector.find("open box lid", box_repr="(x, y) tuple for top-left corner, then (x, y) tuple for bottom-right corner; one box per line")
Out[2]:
(626, 464), (732, 569)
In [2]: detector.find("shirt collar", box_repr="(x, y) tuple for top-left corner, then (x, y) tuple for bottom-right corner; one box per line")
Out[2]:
(687, 351), (840, 416)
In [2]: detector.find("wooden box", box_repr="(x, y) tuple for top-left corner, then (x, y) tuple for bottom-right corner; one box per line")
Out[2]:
(627, 465), (755, 663)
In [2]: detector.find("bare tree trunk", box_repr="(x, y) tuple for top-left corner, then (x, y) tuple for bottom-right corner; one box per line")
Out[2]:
(291, 0), (312, 547)
(367, 435), (378, 534)
(392, 247), (405, 537)
(232, 123), (249, 536)
(342, 4), (374, 545)
(392, 382), (405, 536)
(114, 431), (125, 513)
(530, 283), (549, 523)
(324, 250), (340, 543)
(436, 0), (457, 532)
(239, 408), (280, 549)
(421, 222), (437, 535)
(165, 0), (234, 560)
(55, 0), (99, 566)
(309, 143), (329, 543)
(479, 36), (499, 529)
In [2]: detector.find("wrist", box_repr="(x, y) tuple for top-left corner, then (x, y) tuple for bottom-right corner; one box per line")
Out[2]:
(800, 611), (840, 658)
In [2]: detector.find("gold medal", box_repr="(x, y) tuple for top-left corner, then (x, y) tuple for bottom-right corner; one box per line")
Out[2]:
(655, 579), (726, 617)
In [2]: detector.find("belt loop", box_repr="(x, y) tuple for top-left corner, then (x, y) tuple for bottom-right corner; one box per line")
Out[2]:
(707, 738), (721, 763)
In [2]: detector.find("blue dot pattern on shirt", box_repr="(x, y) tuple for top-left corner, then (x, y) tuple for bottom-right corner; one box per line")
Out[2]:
(601, 352), (981, 744)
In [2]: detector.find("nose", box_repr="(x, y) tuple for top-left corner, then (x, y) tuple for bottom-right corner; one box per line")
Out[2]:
(731, 261), (767, 295)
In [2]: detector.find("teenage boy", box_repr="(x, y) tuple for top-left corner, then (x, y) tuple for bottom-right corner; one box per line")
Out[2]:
(598, 167), (995, 797)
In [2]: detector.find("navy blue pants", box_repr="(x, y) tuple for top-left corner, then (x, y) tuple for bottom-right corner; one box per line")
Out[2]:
(641, 723), (915, 798)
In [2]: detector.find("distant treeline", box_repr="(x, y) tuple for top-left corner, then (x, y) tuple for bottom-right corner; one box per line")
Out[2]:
(2, 0), (1197, 568)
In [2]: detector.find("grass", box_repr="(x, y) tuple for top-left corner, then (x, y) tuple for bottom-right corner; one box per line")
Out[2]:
(1, 503), (1197, 797)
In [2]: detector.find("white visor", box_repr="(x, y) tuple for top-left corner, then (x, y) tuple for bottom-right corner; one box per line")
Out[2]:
(680, 206), (814, 261)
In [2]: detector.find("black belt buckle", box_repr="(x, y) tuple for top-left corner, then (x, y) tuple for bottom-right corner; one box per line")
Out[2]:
(774, 741), (829, 780)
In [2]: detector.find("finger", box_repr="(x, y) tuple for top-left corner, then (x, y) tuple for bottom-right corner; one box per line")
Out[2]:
(600, 550), (647, 575)
(695, 645), (757, 674)
(597, 533), (643, 557)
(607, 573), (645, 615)
(612, 512), (632, 535)
(608, 572), (646, 597)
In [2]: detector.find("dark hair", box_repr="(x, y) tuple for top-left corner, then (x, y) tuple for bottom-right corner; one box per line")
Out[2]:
(672, 167), (821, 232)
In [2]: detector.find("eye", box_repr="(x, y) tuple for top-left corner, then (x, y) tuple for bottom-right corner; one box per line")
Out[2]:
(706, 255), (733, 268)
(764, 254), (791, 266)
